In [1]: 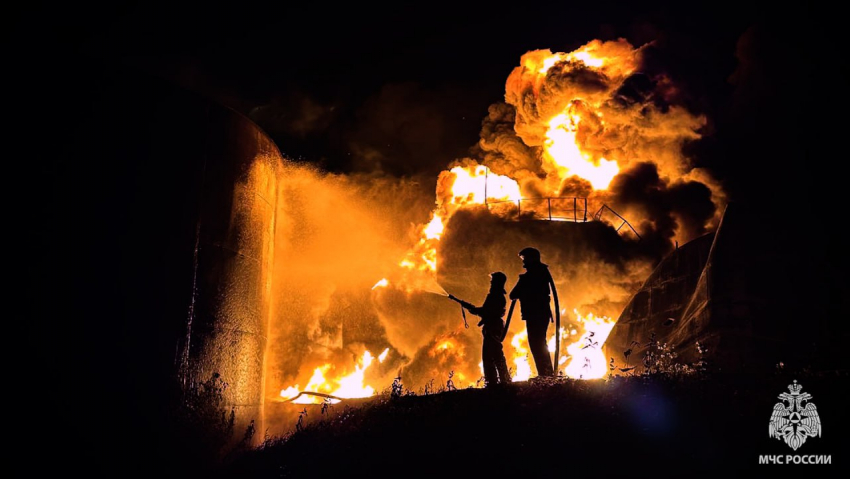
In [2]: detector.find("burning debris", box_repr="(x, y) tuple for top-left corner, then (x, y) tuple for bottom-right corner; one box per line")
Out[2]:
(279, 348), (390, 405)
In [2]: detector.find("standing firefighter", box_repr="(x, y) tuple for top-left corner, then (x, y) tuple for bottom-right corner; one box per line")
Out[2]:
(449, 272), (512, 387)
(510, 247), (559, 378)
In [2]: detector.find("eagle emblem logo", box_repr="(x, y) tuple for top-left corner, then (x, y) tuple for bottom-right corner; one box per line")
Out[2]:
(769, 380), (822, 450)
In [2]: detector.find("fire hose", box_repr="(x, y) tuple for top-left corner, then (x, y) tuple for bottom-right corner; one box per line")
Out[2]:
(503, 299), (516, 342)
(549, 273), (560, 375)
(447, 293), (513, 340)
(283, 391), (344, 403)
(446, 294), (469, 328)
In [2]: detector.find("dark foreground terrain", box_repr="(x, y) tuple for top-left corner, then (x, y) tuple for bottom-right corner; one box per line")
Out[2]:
(215, 370), (848, 478)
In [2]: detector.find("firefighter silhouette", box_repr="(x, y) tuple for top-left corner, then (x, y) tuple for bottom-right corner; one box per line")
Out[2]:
(452, 272), (512, 387)
(509, 247), (558, 377)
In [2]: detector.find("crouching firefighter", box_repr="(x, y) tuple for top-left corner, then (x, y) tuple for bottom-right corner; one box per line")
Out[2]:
(448, 272), (513, 387)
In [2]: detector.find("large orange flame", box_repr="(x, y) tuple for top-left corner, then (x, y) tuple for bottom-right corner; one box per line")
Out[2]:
(392, 44), (642, 275)
(280, 348), (390, 404)
(447, 165), (522, 206)
(563, 310), (616, 379)
(544, 108), (619, 190)
(508, 309), (615, 380)
(507, 41), (643, 193)
(397, 164), (520, 274)
(510, 330), (533, 381)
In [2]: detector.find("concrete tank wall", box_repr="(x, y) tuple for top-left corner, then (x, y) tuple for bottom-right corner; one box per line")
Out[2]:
(32, 60), (281, 474)
(179, 106), (279, 446)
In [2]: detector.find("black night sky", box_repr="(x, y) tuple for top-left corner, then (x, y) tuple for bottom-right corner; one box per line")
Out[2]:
(18, 2), (846, 201)
(15, 2), (849, 475)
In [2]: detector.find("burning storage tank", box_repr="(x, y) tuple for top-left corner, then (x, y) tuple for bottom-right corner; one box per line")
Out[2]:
(267, 38), (730, 407)
(175, 106), (280, 446)
(433, 204), (647, 380)
(361, 195), (649, 389)
(436, 203), (644, 324)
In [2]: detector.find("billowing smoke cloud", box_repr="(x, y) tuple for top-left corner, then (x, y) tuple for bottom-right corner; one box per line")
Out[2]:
(437, 208), (653, 319)
(474, 102), (539, 181)
(382, 39), (727, 389)
(264, 160), (507, 432)
(398, 330), (484, 392)
(473, 39), (724, 250)
(506, 40), (642, 149)
(265, 164), (432, 403)
(607, 162), (716, 254)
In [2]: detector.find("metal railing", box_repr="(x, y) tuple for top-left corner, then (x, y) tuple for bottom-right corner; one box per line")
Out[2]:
(474, 167), (639, 239)
(483, 197), (641, 240)
(593, 204), (641, 240)
(485, 197), (589, 222)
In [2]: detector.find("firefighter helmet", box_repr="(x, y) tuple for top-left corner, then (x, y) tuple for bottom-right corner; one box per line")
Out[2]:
(518, 247), (541, 263)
